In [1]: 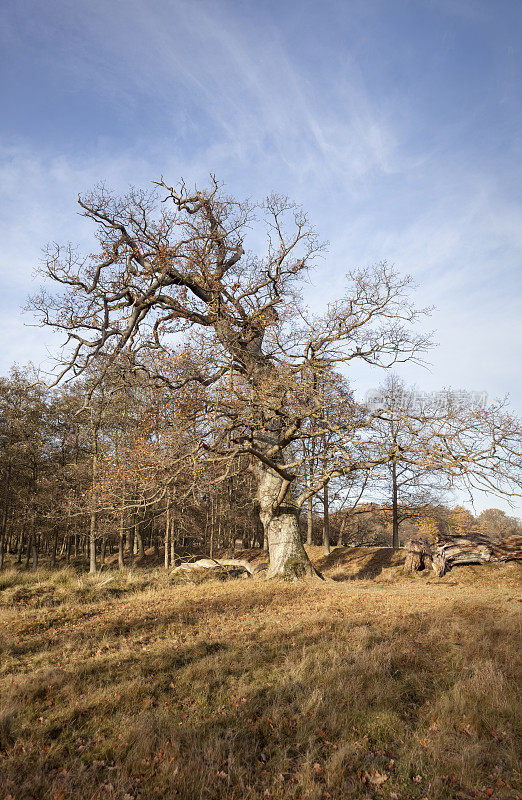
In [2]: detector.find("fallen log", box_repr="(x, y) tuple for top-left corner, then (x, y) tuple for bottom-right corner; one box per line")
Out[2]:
(171, 558), (268, 577)
(405, 534), (522, 576)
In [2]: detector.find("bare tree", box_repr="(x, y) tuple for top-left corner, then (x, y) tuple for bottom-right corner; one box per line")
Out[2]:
(363, 375), (451, 548)
(359, 376), (522, 550)
(30, 178), (440, 577)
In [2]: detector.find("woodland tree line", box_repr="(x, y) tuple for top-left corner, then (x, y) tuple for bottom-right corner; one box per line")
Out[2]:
(1, 365), (520, 574)
(1, 177), (521, 577)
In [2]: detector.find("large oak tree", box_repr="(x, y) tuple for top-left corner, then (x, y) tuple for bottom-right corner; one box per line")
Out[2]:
(30, 177), (453, 577)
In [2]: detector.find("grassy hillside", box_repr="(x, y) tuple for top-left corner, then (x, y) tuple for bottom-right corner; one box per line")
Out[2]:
(0, 548), (520, 800)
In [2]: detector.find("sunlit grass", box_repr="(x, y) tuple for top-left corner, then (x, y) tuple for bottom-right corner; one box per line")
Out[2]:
(0, 550), (520, 799)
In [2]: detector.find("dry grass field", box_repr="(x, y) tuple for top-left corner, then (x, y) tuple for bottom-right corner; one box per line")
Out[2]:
(0, 547), (520, 800)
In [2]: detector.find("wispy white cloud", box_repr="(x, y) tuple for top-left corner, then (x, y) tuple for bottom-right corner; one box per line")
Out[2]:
(2, 0), (396, 190)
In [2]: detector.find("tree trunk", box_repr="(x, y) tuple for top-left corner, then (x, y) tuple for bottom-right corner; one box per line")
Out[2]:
(209, 497), (215, 559)
(404, 538), (427, 573)
(51, 527), (59, 567)
(118, 507), (125, 570)
(89, 425), (98, 574)
(25, 513), (35, 570)
(306, 434), (316, 547)
(265, 510), (313, 578)
(322, 482), (330, 555)
(32, 537), (38, 570)
(164, 496), (170, 569)
(307, 496), (313, 546)
(30, 519), (38, 571)
(136, 523), (145, 558)
(100, 536), (107, 568)
(25, 532), (32, 569)
(254, 508), (264, 549)
(225, 489), (234, 558)
(170, 518), (176, 566)
(338, 515), (347, 547)
(255, 464), (316, 579)
(17, 513), (26, 564)
(0, 464), (11, 571)
(89, 508), (97, 574)
(391, 460), (399, 549)
(128, 520), (135, 568)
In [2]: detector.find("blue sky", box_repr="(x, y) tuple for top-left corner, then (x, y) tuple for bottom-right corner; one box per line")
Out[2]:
(1, 0), (521, 514)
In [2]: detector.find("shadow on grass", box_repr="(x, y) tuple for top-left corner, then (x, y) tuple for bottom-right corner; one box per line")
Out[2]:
(1, 583), (520, 800)
(0, 619), (432, 797)
(316, 547), (403, 581)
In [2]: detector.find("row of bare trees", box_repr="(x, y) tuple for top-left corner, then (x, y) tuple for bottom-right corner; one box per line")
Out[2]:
(0, 362), (264, 572)
(0, 361), (520, 572)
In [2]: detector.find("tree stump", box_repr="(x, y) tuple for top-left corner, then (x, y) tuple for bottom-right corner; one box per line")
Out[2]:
(404, 538), (432, 572)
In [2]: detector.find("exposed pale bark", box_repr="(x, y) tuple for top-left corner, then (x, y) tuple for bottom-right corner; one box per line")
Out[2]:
(172, 557), (267, 576)
(265, 511), (313, 579)
(405, 534), (522, 576)
(404, 538), (428, 573)
(255, 464), (316, 579)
